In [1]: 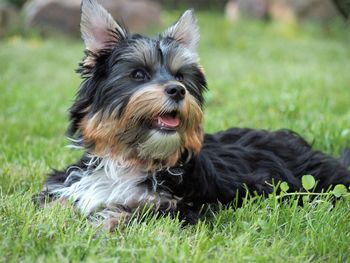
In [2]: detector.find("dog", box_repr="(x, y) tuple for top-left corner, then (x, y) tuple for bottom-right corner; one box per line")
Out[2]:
(36, 0), (350, 230)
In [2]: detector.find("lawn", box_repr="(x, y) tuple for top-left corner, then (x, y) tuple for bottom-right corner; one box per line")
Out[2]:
(1, 12), (350, 262)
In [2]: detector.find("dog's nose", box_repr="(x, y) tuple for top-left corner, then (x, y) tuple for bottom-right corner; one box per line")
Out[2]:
(165, 84), (186, 102)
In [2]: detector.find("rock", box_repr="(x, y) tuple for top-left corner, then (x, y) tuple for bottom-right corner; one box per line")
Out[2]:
(100, 0), (161, 33)
(225, 0), (339, 22)
(225, 0), (240, 22)
(237, 0), (269, 19)
(287, 0), (338, 21)
(24, 0), (161, 37)
(153, 0), (227, 10)
(24, 0), (80, 36)
(0, 3), (20, 37)
(270, 0), (296, 23)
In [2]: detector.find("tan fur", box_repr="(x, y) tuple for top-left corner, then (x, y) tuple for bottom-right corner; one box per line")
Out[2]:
(79, 83), (203, 169)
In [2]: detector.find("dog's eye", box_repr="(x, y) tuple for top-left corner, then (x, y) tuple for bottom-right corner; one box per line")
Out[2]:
(175, 73), (184, 82)
(131, 69), (149, 81)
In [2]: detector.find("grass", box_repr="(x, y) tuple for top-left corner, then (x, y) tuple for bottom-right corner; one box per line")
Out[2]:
(1, 12), (350, 262)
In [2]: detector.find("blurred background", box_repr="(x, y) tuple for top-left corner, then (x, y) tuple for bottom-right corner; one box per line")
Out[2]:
(0, 0), (349, 38)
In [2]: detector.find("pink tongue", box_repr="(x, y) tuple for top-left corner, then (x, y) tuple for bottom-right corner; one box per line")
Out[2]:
(158, 116), (180, 128)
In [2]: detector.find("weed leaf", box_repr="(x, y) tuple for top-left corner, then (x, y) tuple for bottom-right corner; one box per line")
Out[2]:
(302, 175), (315, 191)
(280, 182), (289, 192)
(332, 184), (348, 198)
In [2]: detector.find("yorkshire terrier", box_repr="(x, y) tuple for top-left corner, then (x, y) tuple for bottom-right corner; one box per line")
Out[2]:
(37, 0), (350, 230)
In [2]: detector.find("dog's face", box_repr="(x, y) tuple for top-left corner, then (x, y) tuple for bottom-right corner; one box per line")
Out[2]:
(69, 0), (207, 168)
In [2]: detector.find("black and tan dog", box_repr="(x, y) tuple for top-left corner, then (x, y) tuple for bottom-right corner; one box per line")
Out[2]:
(37, 0), (350, 229)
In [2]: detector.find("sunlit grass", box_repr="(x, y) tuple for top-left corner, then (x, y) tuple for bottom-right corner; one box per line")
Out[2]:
(1, 13), (350, 262)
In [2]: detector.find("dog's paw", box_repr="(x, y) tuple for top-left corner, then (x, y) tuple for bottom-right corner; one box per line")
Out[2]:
(90, 206), (132, 232)
(179, 210), (199, 225)
(102, 213), (132, 232)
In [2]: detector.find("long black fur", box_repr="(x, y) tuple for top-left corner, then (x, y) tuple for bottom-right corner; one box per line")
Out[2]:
(44, 127), (350, 223)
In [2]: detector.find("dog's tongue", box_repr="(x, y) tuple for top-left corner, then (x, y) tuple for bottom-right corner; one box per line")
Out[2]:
(158, 115), (180, 128)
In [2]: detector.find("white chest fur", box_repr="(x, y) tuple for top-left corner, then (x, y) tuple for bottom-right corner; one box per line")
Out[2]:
(49, 158), (171, 216)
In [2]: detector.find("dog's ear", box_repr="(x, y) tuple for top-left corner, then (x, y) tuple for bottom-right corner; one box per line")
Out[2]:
(162, 9), (199, 53)
(80, 0), (127, 52)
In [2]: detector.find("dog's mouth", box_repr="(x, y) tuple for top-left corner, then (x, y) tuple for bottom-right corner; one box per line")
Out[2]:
(151, 111), (181, 132)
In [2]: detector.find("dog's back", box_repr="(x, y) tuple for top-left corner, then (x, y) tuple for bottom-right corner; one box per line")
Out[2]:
(340, 148), (350, 168)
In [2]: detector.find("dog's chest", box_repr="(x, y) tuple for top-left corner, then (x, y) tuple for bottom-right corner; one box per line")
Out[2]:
(51, 162), (161, 215)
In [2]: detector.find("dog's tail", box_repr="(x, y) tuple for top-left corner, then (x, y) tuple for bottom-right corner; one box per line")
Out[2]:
(340, 148), (350, 168)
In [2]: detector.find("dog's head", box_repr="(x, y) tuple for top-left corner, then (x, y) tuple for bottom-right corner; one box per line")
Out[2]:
(69, 0), (207, 168)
